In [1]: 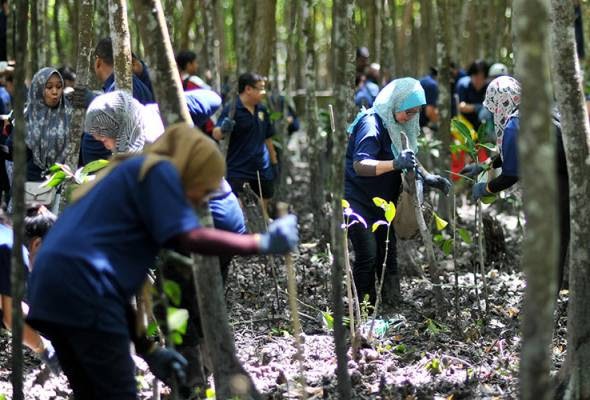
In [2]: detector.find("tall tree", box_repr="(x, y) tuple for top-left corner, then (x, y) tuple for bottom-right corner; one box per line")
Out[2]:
(63, 0), (94, 180)
(108, 0), (133, 93)
(201, 0), (220, 92)
(551, 1), (590, 398)
(53, 0), (65, 64)
(330, 0), (355, 397)
(234, 1), (254, 75)
(30, 0), (39, 73)
(249, 0), (276, 77)
(11, 1), (29, 399)
(179, 0), (197, 51)
(435, 0), (453, 165)
(513, 0), (557, 399)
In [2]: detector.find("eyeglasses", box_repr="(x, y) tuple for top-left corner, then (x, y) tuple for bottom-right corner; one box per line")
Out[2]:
(404, 108), (421, 116)
(251, 85), (265, 92)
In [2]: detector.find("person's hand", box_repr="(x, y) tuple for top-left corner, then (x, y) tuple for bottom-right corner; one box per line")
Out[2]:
(393, 149), (416, 170)
(219, 117), (236, 135)
(472, 182), (492, 201)
(259, 215), (299, 254)
(40, 341), (61, 375)
(422, 173), (452, 195)
(459, 164), (484, 179)
(142, 346), (188, 387)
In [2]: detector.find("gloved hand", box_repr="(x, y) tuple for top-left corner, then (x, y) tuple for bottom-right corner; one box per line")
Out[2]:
(459, 163), (484, 178)
(259, 215), (299, 254)
(142, 346), (188, 387)
(219, 117), (236, 135)
(472, 182), (492, 201)
(40, 340), (61, 375)
(393, 149), (416, 170)
(421, 172), (452, 195)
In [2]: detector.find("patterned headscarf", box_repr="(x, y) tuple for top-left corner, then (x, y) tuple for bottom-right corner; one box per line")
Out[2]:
(483, 76), (521, 158)
(84, 90), (146, 154)
(348, 78), (426, 157)
(25, 67), (72, 171)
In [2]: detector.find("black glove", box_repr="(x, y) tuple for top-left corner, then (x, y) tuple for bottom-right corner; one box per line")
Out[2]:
(420, 171), (452, 195)
(393, 149), (416, 170)
(459, 164), (484, 178)
(219, 117), (236, 135)
(142, 346), (188, 387)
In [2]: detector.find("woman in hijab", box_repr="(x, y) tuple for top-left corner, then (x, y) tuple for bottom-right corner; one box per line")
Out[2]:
(345, 77), (451, 307)
(462, 75), (569, 288)
(22, 67), (72, 181)
(25, 124), (298, 399)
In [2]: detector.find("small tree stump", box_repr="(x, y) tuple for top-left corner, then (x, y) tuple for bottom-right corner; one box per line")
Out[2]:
(482, 212), (506, 264)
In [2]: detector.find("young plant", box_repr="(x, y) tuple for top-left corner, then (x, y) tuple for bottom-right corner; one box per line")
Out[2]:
(367, 196), (396, 341)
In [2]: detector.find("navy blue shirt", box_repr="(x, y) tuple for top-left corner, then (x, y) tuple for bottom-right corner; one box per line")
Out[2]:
(27, 157), (199, 334)
(82, 74), (156, 165)
(217, 97), (275, 180)
(344, 113), (402, 224)
(0, 86), (11, 115)
(456, 76), (487, 129)
(0, 224), (29, 297)
(354, 81), (380, 109)
(419, 75), (438, 127)
(501, 117), (519, 177)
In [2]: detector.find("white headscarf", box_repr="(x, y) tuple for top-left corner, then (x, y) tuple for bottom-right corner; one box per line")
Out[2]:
(483, 76), (521, 159)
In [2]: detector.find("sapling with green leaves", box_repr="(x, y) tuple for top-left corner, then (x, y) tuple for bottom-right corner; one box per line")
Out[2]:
(367, 196), (396, 341)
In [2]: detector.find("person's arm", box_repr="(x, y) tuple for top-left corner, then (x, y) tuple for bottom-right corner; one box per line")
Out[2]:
(265, 138), (278, 165)
(353, 159), (396, 176)
(424, 105), (439, 124)
(167, 227), (261, 256)
(487, 174), (519, 193)
(1, 295), (45, 354)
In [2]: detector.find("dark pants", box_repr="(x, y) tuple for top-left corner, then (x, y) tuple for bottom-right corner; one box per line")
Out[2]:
(227, 177), (275, 199)
(349, 222), (398, 305)
(39, 323), (136, 400)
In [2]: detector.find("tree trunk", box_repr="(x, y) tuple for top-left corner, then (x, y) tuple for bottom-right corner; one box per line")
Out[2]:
(250, 0), (276, 77)
(132, 0), (191, 125)
(108, 0), (133, 93)
(71, 0), (79, 63)
(95, 0), (110, 48)
(201, 0), (220, 92)
(10, 2), (29, 399)
(550, 1), (590, 399)
(381, 0), (396, 81)
(214, 0), (225, 74)
(514, 0), (557, 399)
(303, 0), (325, 239)
(234, 1), (254, 75)
(179, 0), (196, 51)
(435, 0), (452, 164)
(53, 0), (65, 64)
(62, 0), (94, 192)
(30, 0), (39, 73)
(330, 0), (355, 398)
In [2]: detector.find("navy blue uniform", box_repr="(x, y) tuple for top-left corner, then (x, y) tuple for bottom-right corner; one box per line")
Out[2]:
(456, 75), (487, 129)
(419, 75), (438, 127)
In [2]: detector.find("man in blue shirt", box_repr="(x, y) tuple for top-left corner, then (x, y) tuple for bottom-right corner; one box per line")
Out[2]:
(214, 72), (278, 212)
(456, 59), (488, 130)
(81, 38), (155, 164)
(419, 67), (439, 128)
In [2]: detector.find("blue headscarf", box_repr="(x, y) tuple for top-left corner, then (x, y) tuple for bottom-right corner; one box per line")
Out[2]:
(348, 77), (425, 157)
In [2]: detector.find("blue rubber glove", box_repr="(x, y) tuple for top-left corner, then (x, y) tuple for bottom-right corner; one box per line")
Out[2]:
(421, 172), (452, 195)
(40, 341), (61, 375)
(393, 149), (416, 170)
(142, 346), (188, 387)
(472, 182), (492, 201)
(219, 117), (236, 135)
(459, 164), (484, 179)
(259, 215), (299, 254)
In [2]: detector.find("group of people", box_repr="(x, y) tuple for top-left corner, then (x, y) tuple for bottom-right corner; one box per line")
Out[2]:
(0, 28), (573, 399)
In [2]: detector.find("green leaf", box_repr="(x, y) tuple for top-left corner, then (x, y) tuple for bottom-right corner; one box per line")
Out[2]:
(384, 202), (396, 223)
(269, 111), (283, 123)
(426, 319), (442, 335)
(372, 220), (388, 232)
(205, 388), (216, 399)
(426, 358), (442, 375)
(48, 164), (62, 173)
(451, 118), (476, 155)
(477, 142), (496, 152)
(146, 321), (158, 337)
(322, 311), (334, 330)
(163, 280), (182, 306)
(458, 228), (473, 244)
(170, 331), (183, 345)
(393, 344), (408, 354)
(449, 143), (469, 154)
(433, 233), (445, 244)
(81, 159), (109, 174)
(433, 212), (448, 231)
(41, 171), (67, 188)
(481, 195), (497, 204)
(442, 239), (454, 255)
(342, 199), (350, 209)
(372, 197), (387, 208)
(167, 307), (189, 334)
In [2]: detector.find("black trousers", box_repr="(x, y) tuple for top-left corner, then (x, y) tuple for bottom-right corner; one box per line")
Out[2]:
(349, 222), (398, 304)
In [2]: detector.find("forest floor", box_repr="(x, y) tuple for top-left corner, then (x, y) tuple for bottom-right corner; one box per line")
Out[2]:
(0, 154), (569, 400)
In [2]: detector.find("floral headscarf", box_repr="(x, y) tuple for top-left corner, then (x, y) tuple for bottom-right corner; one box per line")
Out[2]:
(348, 77), (426, 157)
(483, 76), (521, 158)
(25, 67), (72, 171)
(84, 90), (146, 154)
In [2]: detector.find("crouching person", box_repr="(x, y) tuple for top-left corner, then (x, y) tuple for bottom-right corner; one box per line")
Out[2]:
(0, 206), (59, 374)
(26, 124), (298, 400)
